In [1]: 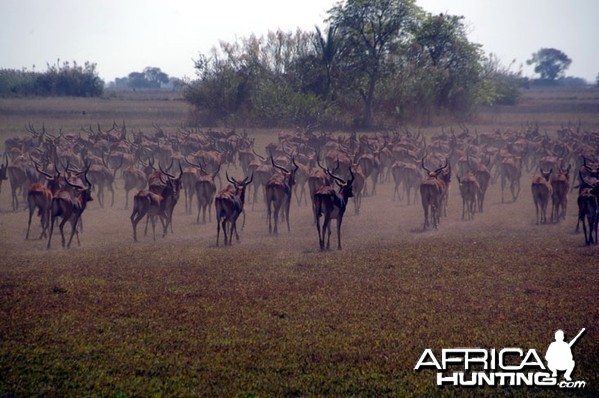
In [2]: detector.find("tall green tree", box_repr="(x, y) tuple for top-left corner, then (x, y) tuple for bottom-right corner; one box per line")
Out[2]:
(411, 13), (484, 114)
(526, 48), (571, 80)
(328, 0), (420, 127)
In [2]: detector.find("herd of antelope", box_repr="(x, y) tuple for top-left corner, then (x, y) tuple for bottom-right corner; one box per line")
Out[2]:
(2, 121), (598, 249)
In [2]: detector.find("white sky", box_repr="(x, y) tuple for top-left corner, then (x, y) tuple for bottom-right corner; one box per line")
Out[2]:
(1, 0), (598, 83)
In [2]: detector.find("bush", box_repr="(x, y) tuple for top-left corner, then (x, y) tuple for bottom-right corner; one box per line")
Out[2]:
(0, 60), (104, 97)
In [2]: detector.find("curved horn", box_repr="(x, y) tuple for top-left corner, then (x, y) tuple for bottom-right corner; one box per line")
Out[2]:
(421, 157), (432, 174)
(271, 155), (289, 174)
(66, 178), (85, 190)
(83, 163), (92, 188)
(33, 160), (55, 180)
(159, 162), (175, 179)
(252, 146), (266, 161)
(434, 159), (449, 174)
(226, 171), (235, 185)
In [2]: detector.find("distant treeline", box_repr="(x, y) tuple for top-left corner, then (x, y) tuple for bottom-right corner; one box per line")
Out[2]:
(183, 1), (526, 129)
(0, 60), (103, 97)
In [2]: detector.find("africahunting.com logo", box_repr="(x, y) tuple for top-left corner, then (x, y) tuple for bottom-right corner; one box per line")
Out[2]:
(414, 328), (587, 389)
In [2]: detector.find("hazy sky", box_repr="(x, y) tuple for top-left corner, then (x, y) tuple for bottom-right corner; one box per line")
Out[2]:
(1, 0), (597, 83)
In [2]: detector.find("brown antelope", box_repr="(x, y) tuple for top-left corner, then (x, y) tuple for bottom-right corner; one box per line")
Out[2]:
(157, 161), (183, 234)
(309, 157), (336, 224)
(215, 173), (253, 246)
(87, 152), (122, 208)
(26, 163), (61, 240)
(470, 155), (491, 213)
(391, 160), (420, 205)
(181, 160), (202, 214)
(420, 159), (449, 230)
(456, 171), (479, 221)
(130, 173), (179, 242)
(500, 155), (522, 203)
(248, 152), (273, 210)
(531, 169), (553, 225)
(47, 166), (93, 250)
(8, 156), (34, 211)
(356, 145), (380, 196)
(187, 158), (220, 224)
(265, 156), (298, 234)
(576, 172), (598, 245)
(551, 165), (571, 223)
(314, 166), (354, 250)
(350, 165), (365, 215)
(122, 164), (147, 209)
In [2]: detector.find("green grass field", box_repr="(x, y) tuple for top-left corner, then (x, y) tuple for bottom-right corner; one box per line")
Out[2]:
(0, 89), (598, 397)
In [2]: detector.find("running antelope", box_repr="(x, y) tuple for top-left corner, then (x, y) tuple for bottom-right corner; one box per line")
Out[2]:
(26, 163), (61, 240)
(531, 169), (553, 224)
(420, 159), (449, 230)
(551, 165), (571, 223)
(577, 172), (598, 245)
(456, 171), (479, 221)
(47, 166), (93, 250)
(314, 166), (354, 250)
(130, 172), (179, 242)
(265, 156), (298, 234)
(186, 157), (220, 224)
(215, 173), (253, 246)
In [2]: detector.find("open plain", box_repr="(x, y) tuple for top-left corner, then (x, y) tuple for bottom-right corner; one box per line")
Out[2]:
(0, 89), (598, 397)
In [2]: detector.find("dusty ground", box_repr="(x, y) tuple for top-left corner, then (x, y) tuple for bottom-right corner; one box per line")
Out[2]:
(0, 93), (597, 396)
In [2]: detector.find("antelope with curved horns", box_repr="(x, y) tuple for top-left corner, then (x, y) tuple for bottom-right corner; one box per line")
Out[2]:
(157, 160), (183, 234)
(419, 159), (449, 230)
(531, 169), (553, 225)
(456, 170), (480, 221)
(47, 165), (93, 250)
(265, 154), (298, 234)
(576, 171), (598, 245)
(130, 172), (176, 242)
(215, 173), (253, 246)
(550, 164), (571, 223)
(26, 162), (61, 240)
(314, 165), (354, 250)
(187, 157), (220, 224)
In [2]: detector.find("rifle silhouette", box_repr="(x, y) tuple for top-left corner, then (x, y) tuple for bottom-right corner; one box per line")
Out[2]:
(568, 328), (585, 347)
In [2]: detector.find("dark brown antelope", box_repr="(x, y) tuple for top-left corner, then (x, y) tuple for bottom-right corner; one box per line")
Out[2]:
(577, 172), (598, 245)
(157, 161), (183, 234)
(314, 166), (354, 250)
(47, 166), (93, 250)
(0, 153), (8, 194)
(130, 176), (172, 242)
(420, 159), (449, 230)
(215, 173), (253, 246)
(531, 169), (553, 224)
(265, 156), (298, 234)
(456, 171), (479, 221)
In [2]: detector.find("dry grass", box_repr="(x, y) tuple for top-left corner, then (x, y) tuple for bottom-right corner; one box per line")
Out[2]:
(0, 90), (598, 396)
